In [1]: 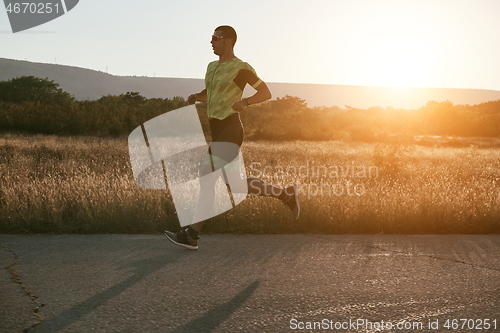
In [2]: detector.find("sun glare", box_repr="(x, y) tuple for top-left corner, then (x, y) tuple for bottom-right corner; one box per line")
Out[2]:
(343, 5), (441, 88)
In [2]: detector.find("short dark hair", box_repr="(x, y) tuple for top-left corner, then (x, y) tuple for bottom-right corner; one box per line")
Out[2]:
(215, 25), (237, 46)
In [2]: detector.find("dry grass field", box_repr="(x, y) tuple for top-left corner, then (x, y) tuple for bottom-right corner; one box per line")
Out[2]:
(1, 133), (499, 234)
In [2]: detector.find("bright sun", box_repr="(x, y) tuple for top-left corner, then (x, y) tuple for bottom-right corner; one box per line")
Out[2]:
(344, 5), (440, 88)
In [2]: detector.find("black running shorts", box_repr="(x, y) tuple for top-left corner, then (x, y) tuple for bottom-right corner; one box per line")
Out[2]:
(209, 112), (244, 147)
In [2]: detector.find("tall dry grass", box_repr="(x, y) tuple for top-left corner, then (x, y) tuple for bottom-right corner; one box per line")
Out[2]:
(0, 133), (177, 233)
(1, 133), (499, 234)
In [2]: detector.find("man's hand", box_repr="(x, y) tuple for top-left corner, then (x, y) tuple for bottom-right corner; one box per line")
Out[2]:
(188, 94), (198, 105)
(232, 99), (248, 112)
(188, 90), (207, 104)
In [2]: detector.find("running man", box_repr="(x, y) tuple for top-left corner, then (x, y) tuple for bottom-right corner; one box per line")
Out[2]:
(165, 26), (299, 250)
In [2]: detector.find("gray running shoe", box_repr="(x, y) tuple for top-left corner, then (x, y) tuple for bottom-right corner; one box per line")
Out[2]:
(164, 228), (198, 250)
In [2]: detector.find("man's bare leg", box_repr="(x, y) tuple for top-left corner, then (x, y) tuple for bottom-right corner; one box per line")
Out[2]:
(246, 177), (284, 198)
(191, 176), (286, 231)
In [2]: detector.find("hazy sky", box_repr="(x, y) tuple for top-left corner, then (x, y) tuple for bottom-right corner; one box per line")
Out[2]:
(1, 0), (499, 90)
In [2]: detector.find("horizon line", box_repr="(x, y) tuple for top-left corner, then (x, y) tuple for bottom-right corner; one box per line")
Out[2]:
(1, 57), (499, 92)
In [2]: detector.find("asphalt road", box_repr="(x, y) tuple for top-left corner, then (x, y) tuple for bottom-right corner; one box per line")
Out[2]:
(1, 234), (499, 333)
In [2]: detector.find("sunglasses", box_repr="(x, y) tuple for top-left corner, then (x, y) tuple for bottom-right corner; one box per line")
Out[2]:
(211, 34), (226, 42)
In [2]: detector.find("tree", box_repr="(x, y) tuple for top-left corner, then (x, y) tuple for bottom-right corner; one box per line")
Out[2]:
(119, 91), (146, 105)
(274, 95), (308, 110)
(0, 76), (74, 104)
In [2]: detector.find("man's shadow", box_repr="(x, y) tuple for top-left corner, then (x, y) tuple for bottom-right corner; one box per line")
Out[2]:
(32, 251), (189, 332)
(32, 251), (260, 333)
(171, 280), (260, 333)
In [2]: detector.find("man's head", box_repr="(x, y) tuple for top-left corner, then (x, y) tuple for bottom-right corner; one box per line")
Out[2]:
(211, 25), (237, 56)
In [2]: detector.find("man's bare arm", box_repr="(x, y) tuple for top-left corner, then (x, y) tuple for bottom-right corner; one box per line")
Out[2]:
(188, 89), (207, 104)
(248, 82), (272, 104)
(232, 82), (272, 112)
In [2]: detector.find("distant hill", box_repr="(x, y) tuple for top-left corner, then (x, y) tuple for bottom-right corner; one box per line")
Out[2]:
(1, 57), (500, 109)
